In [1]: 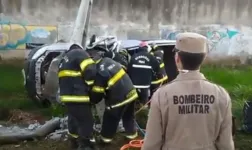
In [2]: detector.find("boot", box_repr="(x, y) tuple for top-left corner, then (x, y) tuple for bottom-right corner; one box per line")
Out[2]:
(95, 135), (111, 147)
(78, 138), (99, 150)
(69, 137), (78, 149)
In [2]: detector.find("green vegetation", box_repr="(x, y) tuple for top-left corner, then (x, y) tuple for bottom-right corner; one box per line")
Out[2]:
(0, 62), (64, 118)
(202, 65), (252, 125)
(1, 62), (252, 149)
(201, 65), (252, 150)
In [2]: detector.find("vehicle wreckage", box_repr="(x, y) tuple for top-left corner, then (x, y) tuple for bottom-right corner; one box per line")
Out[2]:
(22, 37), (177, 107)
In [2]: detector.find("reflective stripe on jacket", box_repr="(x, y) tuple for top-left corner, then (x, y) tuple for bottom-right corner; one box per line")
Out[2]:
(128, 49), (160, 89)
(58, 49), (96, 103)
(90, 57), (138, 108)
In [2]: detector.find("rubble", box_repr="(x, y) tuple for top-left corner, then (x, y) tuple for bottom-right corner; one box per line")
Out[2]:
(0, 116), (125, 145)
(0, 117), (60, 144)
(46, 117), (125, 140)
(0, 102), (125, 145)
(46, 129), (68, 140)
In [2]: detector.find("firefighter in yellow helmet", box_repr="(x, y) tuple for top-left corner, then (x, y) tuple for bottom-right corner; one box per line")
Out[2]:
(58, 45), (97, 150)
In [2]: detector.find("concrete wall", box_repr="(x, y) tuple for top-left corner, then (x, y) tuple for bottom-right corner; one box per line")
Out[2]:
(1, 0), (252, 61)
(1, 0), (252, 25)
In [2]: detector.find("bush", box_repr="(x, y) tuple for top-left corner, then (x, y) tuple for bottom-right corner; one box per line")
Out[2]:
(202, 65), (252, 125)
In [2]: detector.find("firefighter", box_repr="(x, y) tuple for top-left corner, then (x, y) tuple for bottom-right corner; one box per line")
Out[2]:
(58, 44), (97, 150)
(102, 49), (131, 131)
(89, 57), (138, 145)
(127, 41), (162, 105)
(149, 44), (168, 96)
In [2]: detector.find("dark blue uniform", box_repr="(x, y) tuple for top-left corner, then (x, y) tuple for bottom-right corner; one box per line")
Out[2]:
(58, 48), (96, 149)
(127, 46), (161, 104)
(150, 45), (168, 96)
(90, 57), (138, 144)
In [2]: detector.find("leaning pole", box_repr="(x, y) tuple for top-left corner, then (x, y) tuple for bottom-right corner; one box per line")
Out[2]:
(70, 0), (93, 47)
(70, 0), (106, 124)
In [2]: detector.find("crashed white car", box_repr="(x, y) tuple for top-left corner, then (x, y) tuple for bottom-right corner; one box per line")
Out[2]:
(23, 42), (83, 107)
(23, 38), (176, 107)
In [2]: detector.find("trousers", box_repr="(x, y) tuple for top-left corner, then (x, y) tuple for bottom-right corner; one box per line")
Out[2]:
(66, 103), (94, 139)
(136, 88), (149, 104)
(100, 101), (137, 142)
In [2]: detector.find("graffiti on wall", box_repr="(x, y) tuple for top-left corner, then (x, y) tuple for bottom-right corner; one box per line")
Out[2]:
(0, 22), (58, 50)
(160, 25), (252, 57)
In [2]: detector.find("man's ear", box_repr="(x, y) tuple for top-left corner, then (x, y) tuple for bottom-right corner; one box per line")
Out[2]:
(175, 52), (182, 70)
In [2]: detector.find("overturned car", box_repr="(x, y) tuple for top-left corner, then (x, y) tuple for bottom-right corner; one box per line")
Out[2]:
(23, 37), (177, 107)
(23, 42), (84, 107)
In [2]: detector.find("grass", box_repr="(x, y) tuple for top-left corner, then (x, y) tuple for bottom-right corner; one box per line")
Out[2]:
(0, 61), (252, 149)
(202, 65), (252, 125)
(201, 65), (252, 149)
(0, 63), (25, 97)
(0, 61), (65, 118)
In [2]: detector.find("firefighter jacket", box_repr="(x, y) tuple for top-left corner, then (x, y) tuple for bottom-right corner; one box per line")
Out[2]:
(103, 50), (129, 71)
(58, 49), (96, 103)
(142, 71), (235, 150)
(90, 57), (138, 109)
(150, 47), (168, 90)
(127, 48), (161, 90)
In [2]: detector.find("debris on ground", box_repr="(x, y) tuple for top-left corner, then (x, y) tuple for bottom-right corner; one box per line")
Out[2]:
(0, 103), (126, 148)
(0, 117), (61, 144)
(0, 115), (126, 145)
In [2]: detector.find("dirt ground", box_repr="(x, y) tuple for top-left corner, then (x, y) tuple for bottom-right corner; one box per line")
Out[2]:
(0, 133), (252, 150)
(0, 136), (136, 150)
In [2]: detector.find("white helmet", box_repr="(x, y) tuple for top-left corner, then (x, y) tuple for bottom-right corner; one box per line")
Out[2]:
(86, 35), (119, 52)
(103, 36), (120, 52)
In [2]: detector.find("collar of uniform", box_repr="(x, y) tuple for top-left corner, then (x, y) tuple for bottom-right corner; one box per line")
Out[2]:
(174, 70), (206, 81)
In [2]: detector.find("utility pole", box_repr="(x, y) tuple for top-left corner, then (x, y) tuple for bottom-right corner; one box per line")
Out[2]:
(70, 0), (93, 47)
